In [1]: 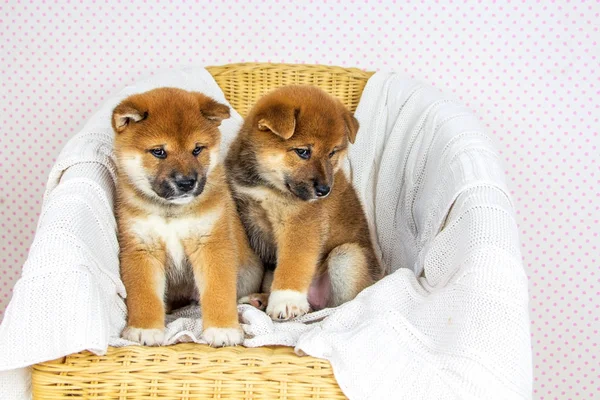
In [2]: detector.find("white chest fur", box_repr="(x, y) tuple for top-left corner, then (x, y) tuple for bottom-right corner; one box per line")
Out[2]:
(130, 210), (221, 268)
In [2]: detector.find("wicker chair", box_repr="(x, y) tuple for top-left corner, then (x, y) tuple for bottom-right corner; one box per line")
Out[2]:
(31, 63), (374, 399)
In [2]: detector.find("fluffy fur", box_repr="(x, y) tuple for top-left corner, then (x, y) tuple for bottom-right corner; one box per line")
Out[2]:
(113, 88), (262, 346)
(226, 85), (384, 321)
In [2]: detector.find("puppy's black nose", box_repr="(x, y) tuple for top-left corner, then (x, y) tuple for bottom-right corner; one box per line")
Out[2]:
(314, 183), (331, 197)
(174, 176), (197, 192)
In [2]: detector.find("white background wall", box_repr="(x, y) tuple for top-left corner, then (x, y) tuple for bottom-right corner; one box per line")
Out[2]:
(1, 1), (598, 398)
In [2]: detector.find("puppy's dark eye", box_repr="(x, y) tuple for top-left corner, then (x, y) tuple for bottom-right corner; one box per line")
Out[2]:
(150, 148), (166, 159)
(294, 148), (311, 160)
(192, 146), (205, 156)
(329, 150), (337, 158)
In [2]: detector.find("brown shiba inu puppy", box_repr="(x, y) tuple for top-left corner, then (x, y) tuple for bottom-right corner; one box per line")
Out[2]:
(112, 88), (262, 346)
(226, 85), (384, 321)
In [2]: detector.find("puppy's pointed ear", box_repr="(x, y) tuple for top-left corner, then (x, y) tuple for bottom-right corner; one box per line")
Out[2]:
(256, 104), (297, 140)
(198, 94), (230, 126)
(112, 101), (147, 133)
(342, 111), (359, 144)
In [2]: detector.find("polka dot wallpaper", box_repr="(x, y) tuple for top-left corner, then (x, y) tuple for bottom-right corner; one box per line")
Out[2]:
(0, 1), (597, 398)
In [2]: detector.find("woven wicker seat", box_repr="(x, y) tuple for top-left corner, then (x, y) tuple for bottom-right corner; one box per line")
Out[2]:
(31, 63), (374, 399)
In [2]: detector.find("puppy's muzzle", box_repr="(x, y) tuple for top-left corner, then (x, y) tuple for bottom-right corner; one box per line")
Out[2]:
(174, 174), (197, 193)
(162, 173), (206, 202)
(285, 177), (332, 201)
(313, 182), (331, 198)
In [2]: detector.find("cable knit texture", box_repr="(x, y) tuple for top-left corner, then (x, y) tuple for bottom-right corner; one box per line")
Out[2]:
(0, 68), (532, 400)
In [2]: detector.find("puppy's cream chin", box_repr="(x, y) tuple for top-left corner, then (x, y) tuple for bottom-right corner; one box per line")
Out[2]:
(169, 196), (195, 205)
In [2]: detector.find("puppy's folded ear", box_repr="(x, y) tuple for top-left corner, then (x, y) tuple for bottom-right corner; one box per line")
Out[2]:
(256, 104), (297, 140)
(112, 101), (147, 133)
(197, 94), (230, 126)
(342, 111), (359, 144)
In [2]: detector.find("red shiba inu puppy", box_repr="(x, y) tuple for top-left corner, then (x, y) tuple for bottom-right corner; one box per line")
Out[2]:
(225, 85), (384, 320)
(112, 88), (262, 346)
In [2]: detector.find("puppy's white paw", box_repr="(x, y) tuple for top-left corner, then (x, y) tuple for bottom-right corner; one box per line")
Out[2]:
(202, 326), (244, 347)
(122, 326), (165, 346)
(266, 290), (310, 321)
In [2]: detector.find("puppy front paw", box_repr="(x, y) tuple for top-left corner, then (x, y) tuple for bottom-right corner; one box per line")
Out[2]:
(266, 290), (310, 321)
(122, 326), (165, 346)
(202, 326), (244, 347)
(238, 293), (269, 311)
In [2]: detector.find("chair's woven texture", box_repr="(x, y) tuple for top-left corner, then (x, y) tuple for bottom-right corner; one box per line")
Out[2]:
(30, 62), (369, 399)
(32, 344), (345, 399)
(207, 62), (373, 116)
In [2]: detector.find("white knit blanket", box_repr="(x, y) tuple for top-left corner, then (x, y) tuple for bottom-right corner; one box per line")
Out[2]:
(0, 68), (532, 399)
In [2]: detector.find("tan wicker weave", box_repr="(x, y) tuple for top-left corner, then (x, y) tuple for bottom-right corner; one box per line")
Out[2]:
(207, 62), (373, 116)
(33, 344), (345, 399)
(32, 62), (373, 399)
